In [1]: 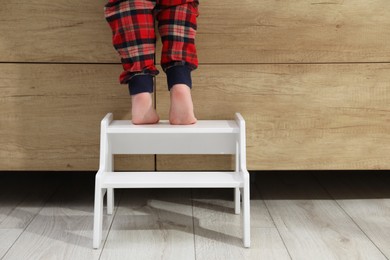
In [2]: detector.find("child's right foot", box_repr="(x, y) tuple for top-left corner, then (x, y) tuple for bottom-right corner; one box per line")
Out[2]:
(169, 84), (197, 125)
(131, 92), (159, 125)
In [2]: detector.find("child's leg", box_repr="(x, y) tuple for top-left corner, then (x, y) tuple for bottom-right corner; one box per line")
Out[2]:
(155, 0), (200, 124)
(104, 0), (159, 124)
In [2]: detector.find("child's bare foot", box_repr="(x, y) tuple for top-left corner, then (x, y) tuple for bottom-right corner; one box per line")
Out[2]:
(169, 84), (197, 125)
(131, 92), (159, 125)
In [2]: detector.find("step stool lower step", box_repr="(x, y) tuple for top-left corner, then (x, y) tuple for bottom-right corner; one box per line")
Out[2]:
(101, 171), (244, 188)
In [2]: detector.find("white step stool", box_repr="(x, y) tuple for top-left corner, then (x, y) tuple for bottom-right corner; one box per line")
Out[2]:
(93, 113), (250, 248)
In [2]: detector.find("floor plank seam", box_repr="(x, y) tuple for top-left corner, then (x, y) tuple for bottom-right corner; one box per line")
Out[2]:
(190, 189), (197, 260)
(312, 172), (390, 260)
(98, 189), (124, 259)
(253, 182), (293, 260)
(0, 193), (26, 227)
(1, 178), (63, 260)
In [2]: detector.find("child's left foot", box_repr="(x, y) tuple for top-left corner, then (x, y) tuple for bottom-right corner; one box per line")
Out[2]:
(169, 84), (197, 125)
(131, 92), (160, 125)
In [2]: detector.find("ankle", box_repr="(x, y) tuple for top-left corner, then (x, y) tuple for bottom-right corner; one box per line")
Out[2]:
(131, 91), (152, 99)
(132, 92), (153, 104)
(170, 84), (191, 96)
(130, 92), (159, 124)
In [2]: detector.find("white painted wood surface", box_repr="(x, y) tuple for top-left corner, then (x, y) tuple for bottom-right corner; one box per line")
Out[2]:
(102, 171), (243, 188)
(107, 120), (239, 134)
(107, 118), (239, 155)
(93, 112), (251, 248)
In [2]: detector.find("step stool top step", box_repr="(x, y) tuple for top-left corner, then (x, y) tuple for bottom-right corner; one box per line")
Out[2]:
(106, 120), (240, 134)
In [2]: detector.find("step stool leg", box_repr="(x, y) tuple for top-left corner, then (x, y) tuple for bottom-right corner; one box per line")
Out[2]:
(93, 177), (105, 249)
(242, 173), (251, 248)
(234, 141), (241, 215)
(106, 154), (114, 214)
(107, 188), (114, 214)
(234, 187), (240, 214)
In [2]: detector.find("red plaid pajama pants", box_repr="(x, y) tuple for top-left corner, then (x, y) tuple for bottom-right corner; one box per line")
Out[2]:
(104, 0), (199, 95)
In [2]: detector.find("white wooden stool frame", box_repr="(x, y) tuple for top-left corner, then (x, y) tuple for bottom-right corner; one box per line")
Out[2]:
(93, 113), (250, 248)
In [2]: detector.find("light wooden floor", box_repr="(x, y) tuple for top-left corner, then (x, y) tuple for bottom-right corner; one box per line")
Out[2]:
(1, 171), (389, 260)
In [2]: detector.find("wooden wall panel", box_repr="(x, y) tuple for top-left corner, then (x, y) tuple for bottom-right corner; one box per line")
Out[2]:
(0, 0), (112, 63)
(1, 0), (389, 171)
(156, 64), (390, 170)
(1, 1), (389, 63)
(158, 0), (390, 63)
(0, 64), (154, 170)
(157, 155), (235, 171)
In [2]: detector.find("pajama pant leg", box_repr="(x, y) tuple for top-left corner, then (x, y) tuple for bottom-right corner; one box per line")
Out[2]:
(104, 0), (199, 95)
(104, 0), (158, 95)
(155, 0), (199, 91)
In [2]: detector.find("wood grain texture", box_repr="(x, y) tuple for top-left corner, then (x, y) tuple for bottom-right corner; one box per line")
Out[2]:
(192, 186), (290, 260)
(315, 172), (390, 258)
(100, 188), (195, 260)
(157, 155), (235, 171)
(157, 0), (390, 64)
(1, 63), (390, 170)
(1, 0), (390, 63)
(0, 0), (112, 63)
(157, 63), (390, 170)
(1, 174), (116, 260)
(1, 0), (390, 171)
(256, 172), (387, 260)
(0, 63), (154, 170)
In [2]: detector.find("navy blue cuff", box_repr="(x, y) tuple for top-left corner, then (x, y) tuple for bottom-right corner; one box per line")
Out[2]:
(128, 74), (154, 95)
(166, 65), (192, 91)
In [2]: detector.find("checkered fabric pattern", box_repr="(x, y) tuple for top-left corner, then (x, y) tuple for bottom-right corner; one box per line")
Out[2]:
(104, 0), (200, 88)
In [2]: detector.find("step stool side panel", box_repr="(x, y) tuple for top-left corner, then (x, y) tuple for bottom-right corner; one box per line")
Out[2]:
(99, 113), (113, 172)
(93, 172), (105, 249)
(101, 114), (115, 214)
(235, 113), (251, 247)
(94, 113), (113, 249)
(235, 113), (248, 172)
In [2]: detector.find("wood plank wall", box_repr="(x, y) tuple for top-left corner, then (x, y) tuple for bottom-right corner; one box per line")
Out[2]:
(1, 0), (389, 171)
